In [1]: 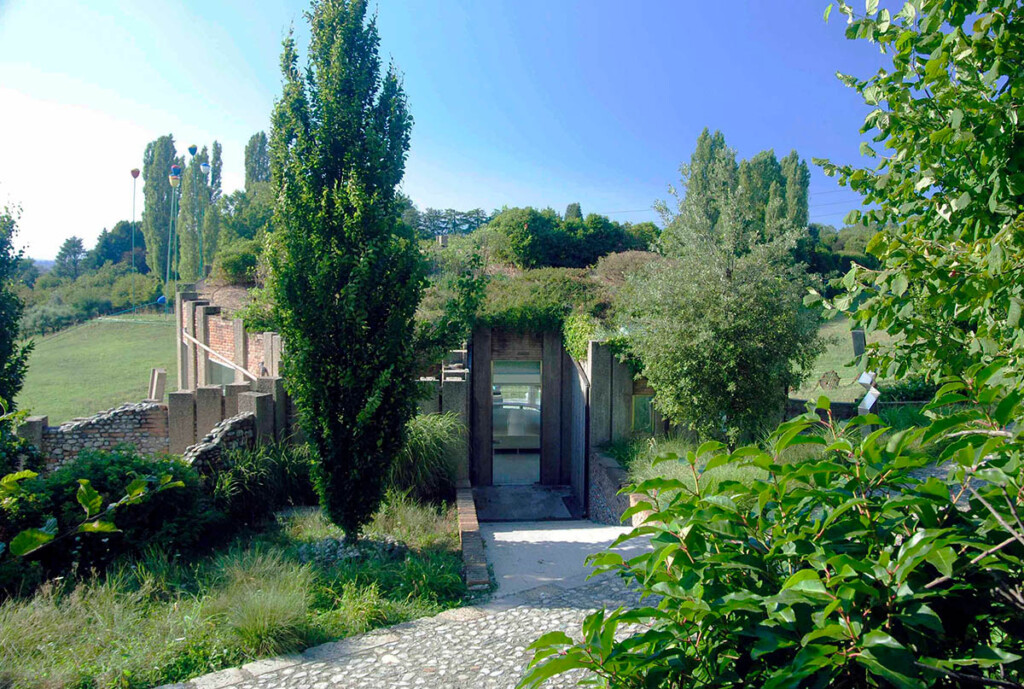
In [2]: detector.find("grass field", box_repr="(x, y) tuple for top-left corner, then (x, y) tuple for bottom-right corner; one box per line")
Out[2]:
(792, 317), (892, 403)
(16, 313), (177, 423)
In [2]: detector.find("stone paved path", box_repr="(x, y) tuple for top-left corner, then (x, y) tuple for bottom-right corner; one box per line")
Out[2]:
(162, 573), (642, 689)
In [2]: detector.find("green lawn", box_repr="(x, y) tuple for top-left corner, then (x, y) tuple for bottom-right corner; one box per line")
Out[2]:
(792, 317), (892, 403)
(16, 314), (178, 423)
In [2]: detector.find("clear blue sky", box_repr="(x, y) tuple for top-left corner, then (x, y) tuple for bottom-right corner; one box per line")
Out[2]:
(0, 0), (881, 259)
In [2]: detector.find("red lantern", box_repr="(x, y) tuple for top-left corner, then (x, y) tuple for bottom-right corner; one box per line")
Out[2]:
(131, 168), (140, 179)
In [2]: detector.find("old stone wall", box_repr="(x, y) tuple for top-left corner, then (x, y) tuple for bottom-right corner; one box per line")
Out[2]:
(588, 452), (631, 525)
(38, 402), (169, 469)
(181, 412), (257, 475)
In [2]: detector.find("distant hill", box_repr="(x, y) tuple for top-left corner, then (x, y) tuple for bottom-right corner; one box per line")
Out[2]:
(32, 259), (54, 272)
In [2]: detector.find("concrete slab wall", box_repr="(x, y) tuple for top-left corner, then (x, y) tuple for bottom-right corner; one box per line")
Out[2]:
(588, 341), (612, 448)
(610, 355), (633, 442)
(470, 327), (492, 486)
(540, 331), (562, 485)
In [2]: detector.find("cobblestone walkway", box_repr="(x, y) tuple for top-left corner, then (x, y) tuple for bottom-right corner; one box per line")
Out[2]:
(162, 574), (642, 689)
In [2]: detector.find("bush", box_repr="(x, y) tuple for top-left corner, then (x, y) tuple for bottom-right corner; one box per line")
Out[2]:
(389, 413), (464, 502)
(212, 238), (260, 285)
(210, 441), (317, 524)
(522, 405), (1024, 688)
(878, 375), (939, 403)
(0, 448), (215, 584)
(479, 267), (608, 333)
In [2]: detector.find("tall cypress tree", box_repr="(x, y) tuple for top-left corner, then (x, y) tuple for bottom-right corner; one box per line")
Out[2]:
(141, 135), (178, 281)
(244, 131), (271, 190)
(210, 141), (223, 203)
(564, 202), (582, 222)
(270, 0), (420, 538)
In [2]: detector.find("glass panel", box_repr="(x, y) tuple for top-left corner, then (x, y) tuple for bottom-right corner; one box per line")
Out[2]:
(492, 360), (541, 485)
(632, 395), (654, 434)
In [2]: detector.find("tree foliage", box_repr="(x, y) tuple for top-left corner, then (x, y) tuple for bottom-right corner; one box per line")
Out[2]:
(0, 209), (32, 409)
(269, 0), (419, 538)
(52, 236), (87, 282)
(87, 221), (147, 273)
(141, 135), (180, 282)
(625, 131), (821, 443)
(244, 131), (271, 190)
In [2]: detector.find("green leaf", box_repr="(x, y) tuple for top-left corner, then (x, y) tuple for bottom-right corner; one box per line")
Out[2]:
(124, 478), (149, 500)
(782, 569), (827, 594)
(76, 479), (103, 518)
(77, 520), (119, 534)
(866, 0), (878, 16)
(1007, 297), (1021, 329)
(824, 3), (834, 22)
(926, 547), (956, 578)
(9, 528), (55, 557)
(892, 274), (908, 296)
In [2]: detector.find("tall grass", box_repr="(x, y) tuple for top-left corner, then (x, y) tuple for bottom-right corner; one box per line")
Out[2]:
(389, 412), (464, 501)
(0, 496), (466, 689)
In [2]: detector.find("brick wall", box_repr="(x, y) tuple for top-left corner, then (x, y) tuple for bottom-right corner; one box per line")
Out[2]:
(248, 332), (267, 376)
(39, 402), (170, 469)
(207, 315), (235, 366)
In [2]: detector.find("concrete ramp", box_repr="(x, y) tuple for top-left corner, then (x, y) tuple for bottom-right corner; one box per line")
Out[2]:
(473, 485), (578, 521)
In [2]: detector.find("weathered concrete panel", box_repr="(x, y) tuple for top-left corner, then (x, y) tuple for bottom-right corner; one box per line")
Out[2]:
(239, 391), (274, 441)
(168, 390), (196, 453)
(588, 341), (612, 447)
(441, 378), (470, 483)
(17, 415), (47, 451)
(611, 354), (633, 441)
(418, 379), (441, 415)
(541, 331), (562, 485)
(256, 377), (287, 442)
(183, 300), (208, 391)
(223, 382), (251, 418)
(196, 305), (221, 387)
(195, 385), (224, 440)
(232, 319), (248, 383)
(470, 327), (492, 486)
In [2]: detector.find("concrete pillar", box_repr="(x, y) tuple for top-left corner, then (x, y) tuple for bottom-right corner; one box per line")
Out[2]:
(418, 379), (441, 415)
(148, 368), (167, 402)
(223, 381), (252, 418)
(588, 341), (612, 447)
(541, 330), (562, 485)
(183, 300), (208, 391)
(175, 291), (198, 390)
(195, 385), (224, 440)
(611, 355), (633, 441)
(470, 327), (492, 486)
(17, 415), (47, 453)
(852, 329), (867, 359)
(168, 390), (196, 453)
(256, 377), (288, 442)
(559, 350), (574, 484)
(441, 378), (470, 483)
(262, 333), (275, 378)
(232, 319), (248, 383)
(239, 391), (274, 441)
(272, 334), (283, 376)
(196, 305), (221, 387)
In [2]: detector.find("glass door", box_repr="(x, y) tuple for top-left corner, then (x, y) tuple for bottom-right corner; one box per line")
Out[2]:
(491, 360), (541, 485)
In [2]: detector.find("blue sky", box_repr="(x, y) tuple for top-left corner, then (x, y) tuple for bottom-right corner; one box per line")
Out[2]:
(0, 1), (881, 259)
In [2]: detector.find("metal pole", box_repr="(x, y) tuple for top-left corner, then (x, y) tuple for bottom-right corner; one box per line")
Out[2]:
(131, 175), (137, 313)
(165, 189), (174, 288)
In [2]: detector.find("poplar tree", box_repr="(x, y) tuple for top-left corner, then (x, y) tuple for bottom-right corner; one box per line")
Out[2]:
(270, 0), (420, 537)
(177, 146), (212, 280)
(244, 131), (271, 190)
(141, 135), (178, 281)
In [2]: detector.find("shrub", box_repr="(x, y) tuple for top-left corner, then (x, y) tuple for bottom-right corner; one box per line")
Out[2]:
(212, 238), (260, 285)
(522, 403), (1024, 688)
(878, 375), (940, 403)
(210, 441), (317, 524)
(479, 267), (608, 333)
(0, 448), (214, 582)
(389, 413), (464, 502)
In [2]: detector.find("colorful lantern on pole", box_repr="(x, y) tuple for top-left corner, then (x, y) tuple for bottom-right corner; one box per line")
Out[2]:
(169, 164), (181, 188)
(188, 144), (198, 156)
(200, 162), (211, 176)
(130, 168), (140, 179)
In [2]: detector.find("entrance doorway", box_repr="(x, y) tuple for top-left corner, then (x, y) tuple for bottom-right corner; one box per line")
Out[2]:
(491, 360), (541, 485)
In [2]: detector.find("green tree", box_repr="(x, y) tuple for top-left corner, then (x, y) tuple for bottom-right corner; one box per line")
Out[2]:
(780, 149), (810, 228)
(177, 146), (213, 280)
(269, 0), (419, 538)
(141, 135), (178, 281)
(15, 258), (39, 288)
(0, 208), (32, 409)
(87, 221), (146, 273)
(209, 141), (223, 203)
(244, 131), (271, 190)
(564, 202), (582, 222)
(53, 236), (87, 281)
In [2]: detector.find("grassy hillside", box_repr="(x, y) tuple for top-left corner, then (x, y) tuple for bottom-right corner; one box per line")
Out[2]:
(792, 317), (892, 403)
(16, 314), (177, 423)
